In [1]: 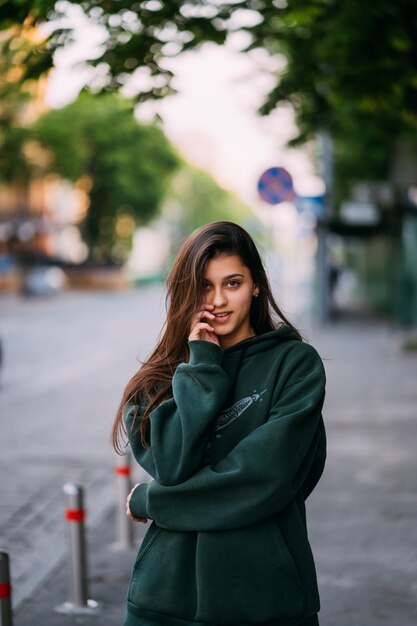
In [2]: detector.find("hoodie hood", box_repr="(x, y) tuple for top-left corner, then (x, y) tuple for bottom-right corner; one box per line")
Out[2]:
(223, 324), (301, 360)
(221, 325), (301, 385)
(223, 324), (301, 365)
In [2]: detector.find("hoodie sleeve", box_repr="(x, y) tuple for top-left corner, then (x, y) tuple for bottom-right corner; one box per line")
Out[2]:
(125, 340), (231, 486)
(129, 353), (326, 530)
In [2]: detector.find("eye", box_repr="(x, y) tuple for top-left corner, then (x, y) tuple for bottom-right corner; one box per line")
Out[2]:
(227, 280), (241, 288)
(202, 282), (211, 290)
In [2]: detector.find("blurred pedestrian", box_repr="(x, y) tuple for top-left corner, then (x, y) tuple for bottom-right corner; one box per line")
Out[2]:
(112, 221), (327, 626)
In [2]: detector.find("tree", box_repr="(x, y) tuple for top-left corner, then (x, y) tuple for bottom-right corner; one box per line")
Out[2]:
(245, 0), (417, 201)
(3, 2), (416, 130)
(0, 21), (49, 188)
(35, 91), (179, 262)
(0, 1), (234, 103)
(3, 1), (417, 203)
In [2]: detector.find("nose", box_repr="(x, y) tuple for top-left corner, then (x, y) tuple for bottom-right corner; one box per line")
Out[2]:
(209, 286), (227, 308)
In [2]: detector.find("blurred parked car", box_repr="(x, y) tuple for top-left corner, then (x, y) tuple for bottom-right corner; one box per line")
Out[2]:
(22, 266), (67, 296)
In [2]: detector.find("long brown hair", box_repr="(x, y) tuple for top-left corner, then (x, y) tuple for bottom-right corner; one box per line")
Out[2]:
(112, 220), (302, 453)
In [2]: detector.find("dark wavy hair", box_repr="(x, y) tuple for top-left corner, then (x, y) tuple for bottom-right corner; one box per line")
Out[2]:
(112, 221), (302, 453)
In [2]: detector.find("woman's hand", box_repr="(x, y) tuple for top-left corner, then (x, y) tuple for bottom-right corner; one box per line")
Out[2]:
(126, 483), (148, 523)
(188, 304), (220, 345)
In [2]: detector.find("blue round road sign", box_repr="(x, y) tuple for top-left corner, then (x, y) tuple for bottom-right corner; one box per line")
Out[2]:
(258, 167), (294, 205)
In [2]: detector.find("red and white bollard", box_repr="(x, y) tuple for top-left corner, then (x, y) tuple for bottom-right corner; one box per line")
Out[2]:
(55, 483), (100, 615)
(114, 450), (134, 549)
(0, 551), (13, 626)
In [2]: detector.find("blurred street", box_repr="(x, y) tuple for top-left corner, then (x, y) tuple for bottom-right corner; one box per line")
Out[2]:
(2, 3), (417, 624)
(311, 314), (417, 626)
(0, 286), (165, 607)
(0, 287), (416, 625)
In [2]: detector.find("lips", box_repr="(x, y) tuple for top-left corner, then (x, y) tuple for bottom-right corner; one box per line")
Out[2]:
(213, 311), (232, 323)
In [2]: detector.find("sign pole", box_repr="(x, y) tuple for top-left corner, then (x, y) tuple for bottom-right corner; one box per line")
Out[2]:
(257, 166), (295, 293)
(316, 131), (333, 324)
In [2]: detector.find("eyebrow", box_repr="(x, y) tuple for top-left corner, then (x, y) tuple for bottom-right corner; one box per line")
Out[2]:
(204, 273), (245, 281)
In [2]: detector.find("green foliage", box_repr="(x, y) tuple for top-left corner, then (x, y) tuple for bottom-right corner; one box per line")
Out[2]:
(250, 1), (417, 133)
(246, 0), (417, 194)
(0, 124), (32, 186)
(332, 109), (399, 206)
(35, 91), (179, 262)
(3, 1), (417, 201)
(0, 21), (49, 186)
(0, 1), (234, 101)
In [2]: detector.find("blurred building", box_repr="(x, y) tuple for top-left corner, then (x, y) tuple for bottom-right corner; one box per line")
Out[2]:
(323, 178), (417, 327)
(0, 57), (89, 291)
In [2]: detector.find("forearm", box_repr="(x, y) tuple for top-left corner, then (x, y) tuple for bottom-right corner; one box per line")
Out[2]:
(129, 388), (326, 531)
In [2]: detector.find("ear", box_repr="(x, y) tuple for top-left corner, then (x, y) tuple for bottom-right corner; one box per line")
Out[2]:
(252, 286), (259, 298)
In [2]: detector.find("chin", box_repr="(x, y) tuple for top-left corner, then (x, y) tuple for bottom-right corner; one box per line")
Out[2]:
(214, 327), (230, 335)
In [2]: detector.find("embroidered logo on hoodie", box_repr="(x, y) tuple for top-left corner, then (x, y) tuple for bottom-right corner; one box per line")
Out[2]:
(203, 389), (267, 464)
(214, 389), (267, 433)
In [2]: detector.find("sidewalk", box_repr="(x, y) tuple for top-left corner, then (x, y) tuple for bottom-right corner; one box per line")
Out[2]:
(12, 310), (417, 626)
(14, 507), (148, 626)
(310, 311), (417, 626)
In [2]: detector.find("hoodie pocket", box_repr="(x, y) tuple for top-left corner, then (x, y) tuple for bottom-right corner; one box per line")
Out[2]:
(194, 518), (307, 623)
(127, 526), (200, 621)
(127, 518), (307, 624)
(271, 517), (305, 594)
(131, 522), (162, 573)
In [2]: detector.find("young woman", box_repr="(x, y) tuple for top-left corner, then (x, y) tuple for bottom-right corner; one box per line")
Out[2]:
(112, 221), (326, 626)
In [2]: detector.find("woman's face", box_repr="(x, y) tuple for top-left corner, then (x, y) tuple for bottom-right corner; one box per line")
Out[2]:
(201, 253), (258, 349)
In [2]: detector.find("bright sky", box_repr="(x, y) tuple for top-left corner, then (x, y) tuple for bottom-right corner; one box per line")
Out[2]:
(44, 5), (324, 210)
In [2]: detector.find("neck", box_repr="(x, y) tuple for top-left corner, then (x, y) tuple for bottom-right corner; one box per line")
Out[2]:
(219, 327), (256, 349)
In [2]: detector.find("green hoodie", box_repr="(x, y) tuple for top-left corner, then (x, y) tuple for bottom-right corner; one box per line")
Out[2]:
(124, 326), (326, 626)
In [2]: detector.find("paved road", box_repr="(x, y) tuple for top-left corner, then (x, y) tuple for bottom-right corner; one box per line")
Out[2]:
(0, 286), (165, 607)
(2, 286), (417, 625)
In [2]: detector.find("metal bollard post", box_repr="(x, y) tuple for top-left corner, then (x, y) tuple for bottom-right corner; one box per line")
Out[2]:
(114, 450), (134, 549)
(0, 551), (13, 626)
(55, 483), (100, 615)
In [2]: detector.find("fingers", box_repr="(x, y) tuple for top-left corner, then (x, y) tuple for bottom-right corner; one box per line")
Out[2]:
(195, 321), (215, 332)
(188, 322), (216, 341)
(126, 510), (148, 523)
(126, 483), (141, 504)
(125, 483), (148, 523)
(126, 501), (147, 523)
(188, 304), (220, 344)
(191, 305), (215, 328)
